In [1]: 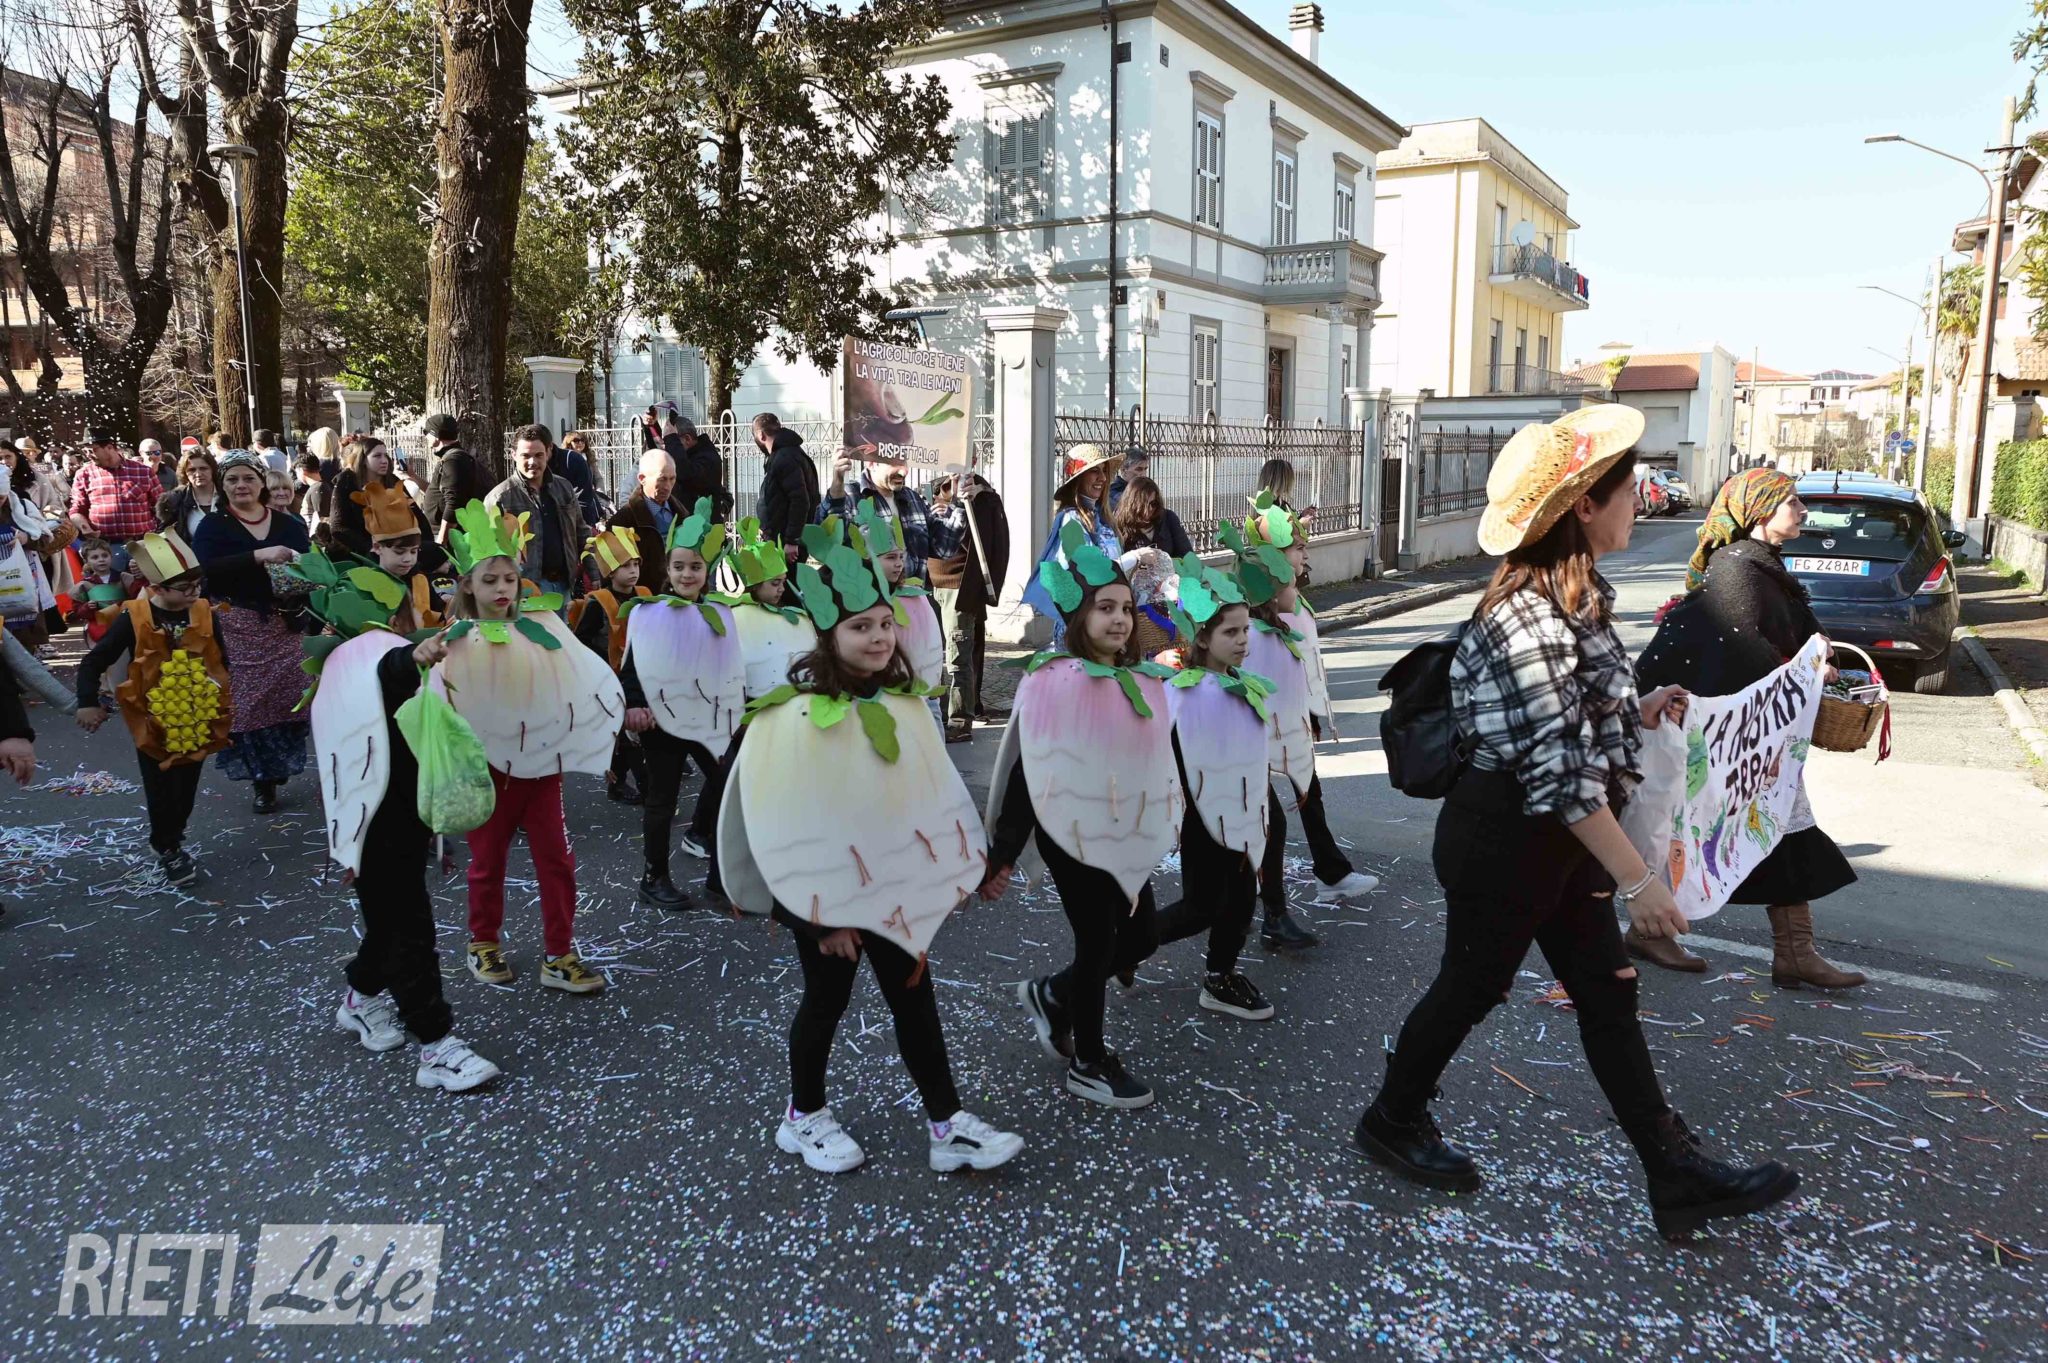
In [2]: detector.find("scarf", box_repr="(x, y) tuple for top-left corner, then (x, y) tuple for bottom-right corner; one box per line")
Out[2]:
(1686, 468), (1795, 591)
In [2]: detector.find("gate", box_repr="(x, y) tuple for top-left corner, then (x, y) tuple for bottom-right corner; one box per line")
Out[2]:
(1377, 403), (1411, 568)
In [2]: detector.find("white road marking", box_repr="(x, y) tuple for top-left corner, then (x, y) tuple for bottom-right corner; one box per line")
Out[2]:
(1680, 934), (2001, 1001)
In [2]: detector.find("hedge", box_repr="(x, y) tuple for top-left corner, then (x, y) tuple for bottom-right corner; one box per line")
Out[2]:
(1991, 438), (2048, 531)
(1923, 445), (1956, 520)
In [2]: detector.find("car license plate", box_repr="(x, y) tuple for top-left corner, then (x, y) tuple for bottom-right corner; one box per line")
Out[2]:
(1786, 557), (1871, 577)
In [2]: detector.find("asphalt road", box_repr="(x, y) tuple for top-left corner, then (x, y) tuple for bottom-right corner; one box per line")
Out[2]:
(2, 513), (2043, 1361)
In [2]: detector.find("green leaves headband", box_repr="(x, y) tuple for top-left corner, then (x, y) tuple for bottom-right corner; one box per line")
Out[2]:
(792, 514), (894, 630)
(285, 548), (400, 641)
(449, 500), (528, 576)
(853, 499), (906, 559)
(1035, 518), (1121, 615)
(1245, 489), (1300, 549)
(1165, 551), (1246, 641)
(729, 516), (788, 588)
(663, 495), (728, 566)
(1217, 520), (1292, 607)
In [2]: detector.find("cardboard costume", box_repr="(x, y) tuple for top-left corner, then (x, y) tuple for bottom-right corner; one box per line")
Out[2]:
(726, 517), (816, 700)
(985, 522), (1179, 904)
(619, 497), (745, 747)
(1163, 554), (1274, 857)
(1222, 495), (1315, 797)
(718, 514), (987, 958)
(114, 532), (231, 771)
(426, 502), (625, 778)
(857, 501), (943, 691)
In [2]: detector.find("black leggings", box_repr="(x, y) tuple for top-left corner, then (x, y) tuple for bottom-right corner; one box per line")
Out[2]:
(1038, 829), (1158, 1064)
(609, 732), (645, 790)
(1155, 806), (1257, 975)
(346, 806), (452, 1045)
(641, 730), (723, 877)
(1374, 769), (1668, 1130)
(1260, 774), (1355, 908)
(789, 927), (960, 1122)
(138, 751), (204, 855)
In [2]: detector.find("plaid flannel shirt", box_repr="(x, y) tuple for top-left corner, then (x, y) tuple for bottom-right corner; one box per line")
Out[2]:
(817, 477), (931, 583)
(1451, 576), (1641, 821)
(68, 458), (161, 541)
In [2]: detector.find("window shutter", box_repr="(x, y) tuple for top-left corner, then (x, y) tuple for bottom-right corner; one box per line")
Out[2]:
(983, 115), (999, 226)
(1017, 114), (1041, 219)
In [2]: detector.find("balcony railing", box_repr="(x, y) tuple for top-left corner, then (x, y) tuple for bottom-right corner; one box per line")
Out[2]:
(1489, 244), (1590, 306)
(1485, 365), (1596, 397)
(1262, 239), (1382, 308)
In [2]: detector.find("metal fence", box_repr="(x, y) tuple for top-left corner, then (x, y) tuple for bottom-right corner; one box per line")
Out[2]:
(1053, 415), (1365, 554)
(1416, 426), (1507, 519)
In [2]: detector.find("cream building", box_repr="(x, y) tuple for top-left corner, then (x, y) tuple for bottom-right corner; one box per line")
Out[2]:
(1368, 117), (1588, 399)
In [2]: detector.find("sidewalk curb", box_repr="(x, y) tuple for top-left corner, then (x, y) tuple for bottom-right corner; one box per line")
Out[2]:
(1959, 628), (2048, 765)
(1313, 578), (1488, 636)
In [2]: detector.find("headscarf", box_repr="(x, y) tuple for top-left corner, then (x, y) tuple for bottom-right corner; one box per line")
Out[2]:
(1686, 468), (1796, 591)
(214, 448), (267, 482)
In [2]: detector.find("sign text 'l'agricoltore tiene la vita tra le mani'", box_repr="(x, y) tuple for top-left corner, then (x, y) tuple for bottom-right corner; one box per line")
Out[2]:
(840, 338), (972, 471)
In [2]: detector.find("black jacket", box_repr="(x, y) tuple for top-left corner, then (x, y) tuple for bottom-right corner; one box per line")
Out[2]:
(756, 430), (820, 555)
(1118, 507), (1193, 560)
(548, 445), (601, 527)
(1636, 540), (1822, 696)
(423, 444), (491, 538)
(674, 434), (729, 518)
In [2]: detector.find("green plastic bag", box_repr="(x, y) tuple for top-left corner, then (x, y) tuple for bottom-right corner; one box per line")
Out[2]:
(394, 670), (497, 834)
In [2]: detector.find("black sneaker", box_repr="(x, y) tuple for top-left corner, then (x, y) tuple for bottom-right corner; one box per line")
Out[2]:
(1015, 977), (1073, 1060)
(638, 871), (691, 912)
(1199, 971), (1275, 1020)
(1260, 903), (1319, 950)
(158, 848), (200, 889)
(1354, 1100), (1482, 1192)
(607, 776), (643, 805)
(1065, 1052), (1154, 1109)
(253, 782), (279, 815)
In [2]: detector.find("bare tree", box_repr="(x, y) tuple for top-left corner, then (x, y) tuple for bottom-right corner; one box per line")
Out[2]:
(0, 0), (180, 440)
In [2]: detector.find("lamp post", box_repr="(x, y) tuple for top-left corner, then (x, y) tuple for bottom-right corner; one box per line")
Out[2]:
(1861, 284), (1928, 480)
(207, 142), (259, 446)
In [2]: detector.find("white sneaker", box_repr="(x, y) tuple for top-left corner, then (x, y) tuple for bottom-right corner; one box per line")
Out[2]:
(775, 1106), (865, 1173)
(1315, 871), (1381, 902)
(929, 1111), (1024, 1173)
(335, 989), (406, 1053)
(678, 831), (709, 860)
(415, 1035), (502, 1092)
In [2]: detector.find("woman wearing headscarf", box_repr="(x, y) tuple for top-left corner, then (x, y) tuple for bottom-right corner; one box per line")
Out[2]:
(192, 450), (313, 814)
(1633, 468), (1863, 987)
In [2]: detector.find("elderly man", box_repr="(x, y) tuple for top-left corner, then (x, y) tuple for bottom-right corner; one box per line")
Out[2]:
(818, 455), (932, 583)
(67, 429), (160, 548)
(484, 423), (586, 601)
(605, 448), (690, 591)
(137, 438), (175, 494)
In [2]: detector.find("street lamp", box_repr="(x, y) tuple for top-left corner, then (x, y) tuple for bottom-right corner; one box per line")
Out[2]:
(1859, 284), (1933, 484)
(208, 142), (259, 446)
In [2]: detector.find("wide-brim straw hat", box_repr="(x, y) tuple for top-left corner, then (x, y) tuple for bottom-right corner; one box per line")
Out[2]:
(1056, 443), (1123, 498)
(1477, 404), (1646, 556)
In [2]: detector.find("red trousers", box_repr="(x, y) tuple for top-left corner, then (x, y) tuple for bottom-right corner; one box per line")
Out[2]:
(465, 770), (578, 957)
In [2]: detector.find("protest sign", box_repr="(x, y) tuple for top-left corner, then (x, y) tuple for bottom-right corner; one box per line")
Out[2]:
(840, 338), (971, 470)
(1641, 633), (1829, 922)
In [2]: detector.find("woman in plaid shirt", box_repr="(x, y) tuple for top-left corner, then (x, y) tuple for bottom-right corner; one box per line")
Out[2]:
(1353, 406), (1801, 1241)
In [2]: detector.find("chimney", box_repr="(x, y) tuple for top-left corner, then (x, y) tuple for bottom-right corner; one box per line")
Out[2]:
(1288, 3), (1324, 65)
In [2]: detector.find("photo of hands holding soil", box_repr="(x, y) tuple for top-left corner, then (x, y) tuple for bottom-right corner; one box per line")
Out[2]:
(841, 337), (971, 469)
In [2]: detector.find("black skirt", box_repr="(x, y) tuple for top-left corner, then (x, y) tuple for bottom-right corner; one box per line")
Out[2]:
(1726, 826), (1856, 906)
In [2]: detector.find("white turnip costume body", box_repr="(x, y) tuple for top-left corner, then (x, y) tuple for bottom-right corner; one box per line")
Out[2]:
(311, 630), (410, 872)
(1165, 669), (1272, 857)
(623, 598), (745, 748)
(430, 609), (625, 778)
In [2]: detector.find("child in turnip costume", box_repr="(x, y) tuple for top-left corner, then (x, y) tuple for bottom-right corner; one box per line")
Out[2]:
(854, 501), (945, 720)
(290, 547), (501, 1092)
(1151, 554), (1279, 1021)
(1222, 494), (1378, 953)
(618, 497), (744, 912)
(717, 515), (1024, 1176)
(724, 516), (816, 702)
(435, 502), (625, 995)
(985, 520), (1180, 1110)
(569, 526), (651, 805)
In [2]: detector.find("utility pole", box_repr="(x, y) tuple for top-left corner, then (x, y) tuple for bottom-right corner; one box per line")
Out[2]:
(1917, 254), (1940, 492)
(1746, 345), (1759, 468)
(1961, 98), (2019, 532)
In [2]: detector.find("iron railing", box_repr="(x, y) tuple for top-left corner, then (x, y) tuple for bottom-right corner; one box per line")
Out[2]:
(1484, 365), (1595, 397)
(1416, 426), (1507, 519)
(1053, 415), (1365, 554)
(1489, 244), (1590, 304)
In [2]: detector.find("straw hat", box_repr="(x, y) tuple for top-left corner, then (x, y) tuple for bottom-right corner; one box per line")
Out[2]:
(1056, 443), (1123, 498)
(1476, 404), (1646, 556)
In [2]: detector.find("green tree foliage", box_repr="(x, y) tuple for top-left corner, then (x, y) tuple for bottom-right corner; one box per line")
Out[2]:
(1924, 445), (1957, 520)
(557, 0), (956, 414)
(286, 0), (588, 417)
(1991, 438), (2048, 529)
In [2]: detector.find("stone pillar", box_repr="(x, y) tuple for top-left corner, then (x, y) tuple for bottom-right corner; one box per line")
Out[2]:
(333, 388), (375, 435)
(522, 356), (584, 445)
(982, 304), (1067, 646)
(1325, 304), (1348, 427)
(1393, 392), (1427, 572)
(1345, 386), (1376, 577)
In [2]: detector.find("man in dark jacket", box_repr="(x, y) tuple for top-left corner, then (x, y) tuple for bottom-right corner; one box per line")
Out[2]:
(670, 417), (729, 518)
(752, 413), (819, 564)
(483, 424), (586, 602)
(421, 413), (489, 544)
(927, 471), (1010, 738)
(548, 438), (601, 527)
(605, 449), (689, 592)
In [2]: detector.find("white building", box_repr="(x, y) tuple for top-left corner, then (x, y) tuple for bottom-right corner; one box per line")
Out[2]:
(558, 0), (1404, 433)
(1571, 347), (1739, 495)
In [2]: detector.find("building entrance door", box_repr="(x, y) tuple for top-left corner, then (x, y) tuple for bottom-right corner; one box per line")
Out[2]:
(1265, 348), (1289, 422)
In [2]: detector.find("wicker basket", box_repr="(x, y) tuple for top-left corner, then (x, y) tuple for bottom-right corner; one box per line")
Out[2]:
(1132, 612), (1176, 662)
(1812, 642), (1888, 755)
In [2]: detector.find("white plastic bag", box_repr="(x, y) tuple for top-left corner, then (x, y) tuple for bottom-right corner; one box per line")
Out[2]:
(1620, 719), (1686, 885)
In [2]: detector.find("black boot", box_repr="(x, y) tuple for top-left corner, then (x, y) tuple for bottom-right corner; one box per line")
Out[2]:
(1260, 901), (1318, 950)
(607, 773), (643, 805)
(253, 780), (279, 814)
(1625, 1111), (1800, 1240)
(1354, 1098), (1481, 1192)
(637, 869), (691, 912)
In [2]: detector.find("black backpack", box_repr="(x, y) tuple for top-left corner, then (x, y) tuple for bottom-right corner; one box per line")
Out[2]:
(1377, 622), (1473, 799)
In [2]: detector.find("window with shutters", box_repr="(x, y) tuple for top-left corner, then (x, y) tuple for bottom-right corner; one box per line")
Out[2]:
(1271, 148), (1297, 245)
(986, 103), (1052, 226)
(1191, 320), (1221, 418)
(1334, 177), (1356, 240)
(1193, 112), (1224, 229)
(655, 347), (682, 404)
(1537, 334), (1550, 375)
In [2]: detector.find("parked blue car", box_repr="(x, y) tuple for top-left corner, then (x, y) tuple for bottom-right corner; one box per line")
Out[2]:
(1786, 473), (1966, 693)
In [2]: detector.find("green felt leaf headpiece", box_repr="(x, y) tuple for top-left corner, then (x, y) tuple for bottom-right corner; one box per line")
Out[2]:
(1218, 517), (1294, 607)
(1165, 551), (1246, 641)
(791, 514), (893, 631)
(852, 499), (906, 560)
(286, 548), (400, 643)
(1034, 518), (1123, 617)
(663, 495), (728, 567)
(729, 516), (788, 588)
(1245, 489), (1304, 549)
(449, 501), (529, 576)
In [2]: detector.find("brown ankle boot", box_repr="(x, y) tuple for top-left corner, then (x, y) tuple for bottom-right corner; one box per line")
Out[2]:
(1767, 903), (1867, 989)
(1624, 925), (1708, 972)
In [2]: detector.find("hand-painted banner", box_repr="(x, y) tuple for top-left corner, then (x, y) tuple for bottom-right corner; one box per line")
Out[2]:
(1645, 633), (1829, 921)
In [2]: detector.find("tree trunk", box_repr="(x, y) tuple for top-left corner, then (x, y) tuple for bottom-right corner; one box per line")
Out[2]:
(425, 0), (535, 483)
(709, 354), (737, 423)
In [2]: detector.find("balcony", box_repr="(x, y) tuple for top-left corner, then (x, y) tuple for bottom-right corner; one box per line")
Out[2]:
(1485, 365), (1596, 397)
(1262, 239), (1383, 312)
(1488, 244), (1590, 311)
